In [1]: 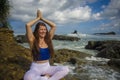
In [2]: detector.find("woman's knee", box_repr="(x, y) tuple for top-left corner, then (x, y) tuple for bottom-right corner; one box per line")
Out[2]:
(24, 70), (36, 80)
(62, 66), (69, 75)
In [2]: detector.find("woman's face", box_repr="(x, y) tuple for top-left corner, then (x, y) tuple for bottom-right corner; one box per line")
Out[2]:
(38, 26), (47, 38)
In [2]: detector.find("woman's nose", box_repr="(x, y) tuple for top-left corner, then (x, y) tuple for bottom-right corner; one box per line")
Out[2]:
(43, 30), (46, 32)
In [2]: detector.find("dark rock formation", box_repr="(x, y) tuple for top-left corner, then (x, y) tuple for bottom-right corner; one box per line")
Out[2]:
(85, 40), (120, 70)
(68, 58), (77, 65)
(85, 40), (120, 52)
(53, 35), (80, 41)
(85, 41), (105, 51)
(72, 30), (77, 34)
(108, 59), (120, 72)
(15, 35), (27, 43)
(85, 40), (120, 59)
(93, 31), (116, 35)
(96, 44), (120, 59)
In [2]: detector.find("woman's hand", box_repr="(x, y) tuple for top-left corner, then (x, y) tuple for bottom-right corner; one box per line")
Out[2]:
(37, 10), (42, 19)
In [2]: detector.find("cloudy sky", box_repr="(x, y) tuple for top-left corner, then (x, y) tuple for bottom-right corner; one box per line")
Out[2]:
(9, 0), (120, 35)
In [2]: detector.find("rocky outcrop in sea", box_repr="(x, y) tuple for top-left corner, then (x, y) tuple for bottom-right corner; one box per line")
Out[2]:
(85, 40), (120, 71)
(93, 31), (116, 35)
(53, 35), (80, 41)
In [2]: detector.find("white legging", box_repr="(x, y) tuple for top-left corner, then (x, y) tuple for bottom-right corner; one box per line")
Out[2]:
(24, 61), (69, 80)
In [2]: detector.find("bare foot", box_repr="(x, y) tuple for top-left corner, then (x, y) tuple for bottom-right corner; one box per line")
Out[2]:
(45, 74), (51, 78)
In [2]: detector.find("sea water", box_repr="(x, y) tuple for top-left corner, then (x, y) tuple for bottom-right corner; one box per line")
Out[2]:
(53, 34), (120, 55)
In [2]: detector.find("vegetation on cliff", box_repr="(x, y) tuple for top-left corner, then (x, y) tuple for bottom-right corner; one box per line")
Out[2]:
(0, 0), (11, 28)
(0, 28), (32, 80)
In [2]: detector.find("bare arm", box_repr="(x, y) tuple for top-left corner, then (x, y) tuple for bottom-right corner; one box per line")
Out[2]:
(37, 10), (56, 39)
(41, 18), (56, 39)
(26, 10), (40, 47)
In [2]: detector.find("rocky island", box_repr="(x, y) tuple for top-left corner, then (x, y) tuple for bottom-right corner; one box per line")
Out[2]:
(93, 31), (116, 35)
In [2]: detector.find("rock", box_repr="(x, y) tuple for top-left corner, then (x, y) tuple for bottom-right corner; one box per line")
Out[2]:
(85, 41), (104, 50)
(93, 31), (116, 35)
(96, 44), (120, 59)
(72, 30), (78, 34)
(53, 35), (80, 41)
(51, 49), (91, 64)
(85, 41), (107, 51)
(85, 40), (120, 72)
(86, 40), (120, 59)
(15, 35), (27, 43)
(108, 59), (120, 71)
(68, 58), (77, 65)
(85, 41), (117, 51)
(85, 40), (120, 71)
(0, 28), (32, 80)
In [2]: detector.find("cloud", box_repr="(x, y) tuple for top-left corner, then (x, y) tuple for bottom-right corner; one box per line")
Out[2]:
(101, 0), (120, 18)
(47, 6), (92, 24)
(93, 0), (120, 32)
(9, 0), (120, 34)
(92, 13), (101, 20)
(9, 0), (97, 24)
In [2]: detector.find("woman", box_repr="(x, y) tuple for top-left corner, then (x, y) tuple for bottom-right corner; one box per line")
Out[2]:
(24, 10), (69, 80)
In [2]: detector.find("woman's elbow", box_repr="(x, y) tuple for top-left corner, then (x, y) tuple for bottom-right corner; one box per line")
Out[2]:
(26, 23), (31, 27)
(53, 24), (56, 29)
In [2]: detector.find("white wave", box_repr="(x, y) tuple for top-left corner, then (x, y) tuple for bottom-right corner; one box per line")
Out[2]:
(75, 46), (84, 48)
(85, 56), (110, 62)
(67, 32), (88, 38)
(54, 63), (76, 74)
(67, 33), (78, 37)
(18, 43), (30, 48)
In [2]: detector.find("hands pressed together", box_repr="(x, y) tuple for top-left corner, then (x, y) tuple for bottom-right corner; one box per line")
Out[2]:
(37, 10), (43, 20)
